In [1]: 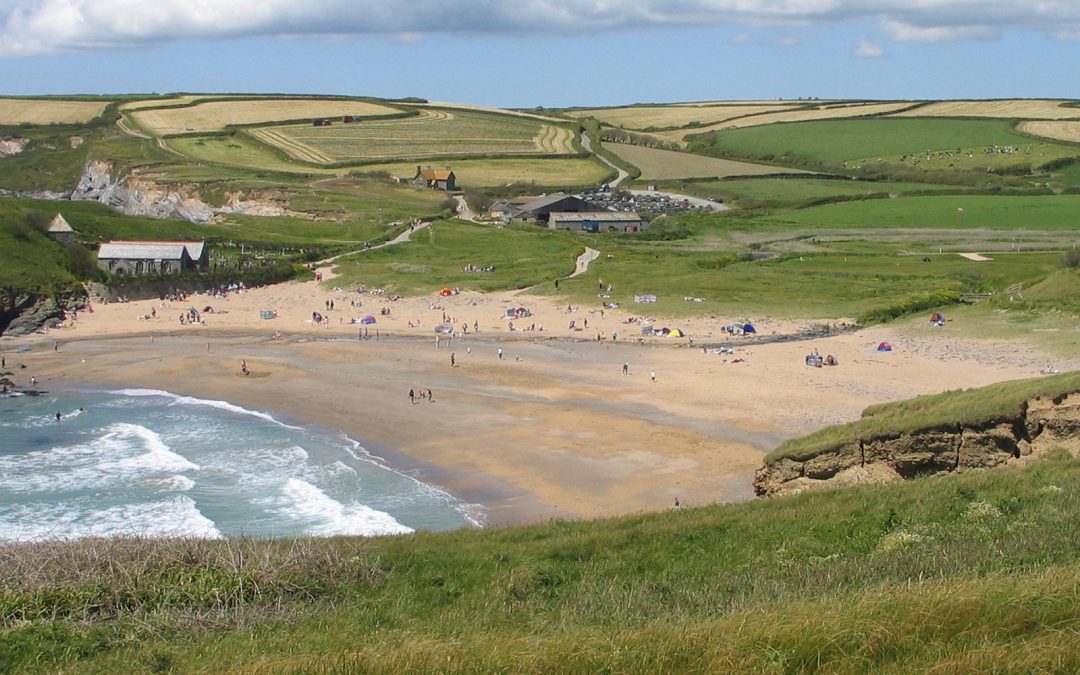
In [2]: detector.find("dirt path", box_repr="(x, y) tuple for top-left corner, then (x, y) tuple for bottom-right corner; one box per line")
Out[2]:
(570, 247), (600, 278)
(315, 222), (430, 281)
(581, 133), (630, 187)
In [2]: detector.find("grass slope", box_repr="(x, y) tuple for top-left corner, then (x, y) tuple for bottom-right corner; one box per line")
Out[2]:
(4, 450), (1078, 672)
(768, 370), (1080, 463)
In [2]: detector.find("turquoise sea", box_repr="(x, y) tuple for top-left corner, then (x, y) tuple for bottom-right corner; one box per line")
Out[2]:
(0, 388), (478, 542)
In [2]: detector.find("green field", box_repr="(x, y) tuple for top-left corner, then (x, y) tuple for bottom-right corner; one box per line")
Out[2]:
(331, 221), (582, 293)
(6, 448), (1079, 672)
(604, 142), (809, 180)
(250, 109), (577, 164)
(693, 118), (1075, 168)
(781, 194), (1080, 231)
(655, 177), (972, 208)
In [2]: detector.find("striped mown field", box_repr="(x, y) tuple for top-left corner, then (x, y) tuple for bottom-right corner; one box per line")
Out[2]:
(129, 99), (400, 135)
(0, 98), (110, 125)
(891, 100), (1080, 119)
(250, 109), (577, 164)
(1018, 121), (1080, 143)
(567, 103), (800, 130)
(651, 102), (918, 145)
(355, 157), (608, 187)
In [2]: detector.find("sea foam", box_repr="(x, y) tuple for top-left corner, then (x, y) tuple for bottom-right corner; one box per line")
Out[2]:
(113, 389), (303, 430)
(0, 495), (221, 542)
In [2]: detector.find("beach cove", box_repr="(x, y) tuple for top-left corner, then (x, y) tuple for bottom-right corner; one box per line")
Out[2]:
(5, 275), (1073, 529)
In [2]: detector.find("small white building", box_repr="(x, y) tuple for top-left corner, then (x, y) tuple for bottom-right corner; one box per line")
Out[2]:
(548, 211), (645, 233)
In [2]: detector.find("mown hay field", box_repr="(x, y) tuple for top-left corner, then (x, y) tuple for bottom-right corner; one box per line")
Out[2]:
(0, 99), (109, 125)
(652, 101), (916, 145)
(603, 142), (810, 180)
(356, 157), (609, 188)
(118, 95), (207, 111)
(673, 177), (968, 208)
(129, 99), (400, 135)
(892, 100), (1080, 119)
(1019, 120), (1080, 143)
(250, 109), (577, 163)
(567, 104), (799, 130)
(166, 135), (341, 174)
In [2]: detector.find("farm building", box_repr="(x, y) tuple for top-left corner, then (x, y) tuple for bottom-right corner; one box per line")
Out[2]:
(46, 213), (76, 244)
(491, 193), (603, 224)
(549, 211), (646, 233)
(413, 166), (457, 191)
(96, 241), (209, 276)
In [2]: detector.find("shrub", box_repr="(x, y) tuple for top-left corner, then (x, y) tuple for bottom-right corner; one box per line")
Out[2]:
(1063, 250), (1080, 269)
(858, 290), (962, 324)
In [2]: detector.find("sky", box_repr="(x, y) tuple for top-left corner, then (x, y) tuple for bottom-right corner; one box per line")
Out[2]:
(0, 1), (1077, 108)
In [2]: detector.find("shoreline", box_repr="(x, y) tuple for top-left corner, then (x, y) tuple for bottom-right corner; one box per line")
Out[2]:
(4, 278), (1076, 528)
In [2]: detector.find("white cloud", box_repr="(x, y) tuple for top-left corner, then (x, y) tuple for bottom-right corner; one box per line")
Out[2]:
(854, 37), (883, 58)
(0, 1), (1078, 56)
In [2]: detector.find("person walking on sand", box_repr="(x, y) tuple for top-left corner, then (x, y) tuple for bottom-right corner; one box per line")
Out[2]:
(498, 347), (503, 360)
(450, 352), (456, 367)
(241, 360), (249, 376)
(409, 388), (415, 405)
(622, 362), (629, 375)
(651, 370), (656, 383)
(427, 388), (433, 402)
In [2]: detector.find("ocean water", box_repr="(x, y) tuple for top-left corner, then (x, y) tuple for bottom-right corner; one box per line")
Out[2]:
(0, 389), (479, 542)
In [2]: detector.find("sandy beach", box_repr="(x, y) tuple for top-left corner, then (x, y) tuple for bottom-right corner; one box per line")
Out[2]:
(5, 271), (1074, 527)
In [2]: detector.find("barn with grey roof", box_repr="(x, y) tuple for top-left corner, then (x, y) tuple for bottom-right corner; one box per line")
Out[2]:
(96, 241), (208, 276)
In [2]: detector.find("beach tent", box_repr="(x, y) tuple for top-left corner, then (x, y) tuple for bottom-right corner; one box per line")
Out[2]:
(742, 323), (757, 334)
(824, 354), (839, 366)
(877, 342), (893, 352)
(439, 287), (454, 297)
(360, 315), (377, 325)
(669, 328), (685, 337)
(260, 310), (276, 320)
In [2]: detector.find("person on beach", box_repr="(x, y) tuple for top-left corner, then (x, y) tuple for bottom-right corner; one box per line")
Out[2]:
(450, 352), (456, 367)
(409, 388), (415, 405)
(427, 388), (433, 402)
(498, 347), (503, 360)
(651, 370), (656, 383)
(55, 411), (61, 421)
(241, 360), (249, 376)
(623, 362), (629, 375)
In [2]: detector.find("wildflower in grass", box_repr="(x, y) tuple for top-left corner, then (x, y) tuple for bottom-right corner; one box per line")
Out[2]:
(1037, 484), (1063, 496)
(874, 529), (925, 555)
(962, 500), (1002, 522)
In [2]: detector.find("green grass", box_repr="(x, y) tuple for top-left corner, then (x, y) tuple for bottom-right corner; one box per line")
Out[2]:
(0, 216), (83, 292)
(603, 142), (807, 180)
(357, 156), (611, 189)
(693, 118), (1062, 166)
(551, 234), (1060, 319)
(767, 371), (1080, 463)
(780, 194), (1080, 231)
(331, 220), (582, 294)
(656, 177), (975, 208)
(6, 450), (1080, 672)
(167, 134), (340, 174)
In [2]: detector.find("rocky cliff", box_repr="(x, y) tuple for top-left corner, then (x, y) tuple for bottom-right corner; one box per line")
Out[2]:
(754, 392), (1080, 497)
(0, 287), (87, 337)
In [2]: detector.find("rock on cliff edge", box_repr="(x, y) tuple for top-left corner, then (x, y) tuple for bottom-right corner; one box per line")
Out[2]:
(753, 393), (1080, 497)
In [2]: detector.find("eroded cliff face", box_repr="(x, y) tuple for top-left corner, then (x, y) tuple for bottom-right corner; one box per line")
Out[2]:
(0, 288), (86, 337)
(1, 160), (304, 223)
(754, 393), (1080, 497)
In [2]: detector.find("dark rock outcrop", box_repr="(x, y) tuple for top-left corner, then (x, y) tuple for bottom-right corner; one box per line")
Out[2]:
(754, 394), (1080, 497)
(0, 288), (87, 337)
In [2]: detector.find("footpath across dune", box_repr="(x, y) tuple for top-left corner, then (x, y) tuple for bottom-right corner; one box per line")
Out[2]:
(8, 273), (1074, 526)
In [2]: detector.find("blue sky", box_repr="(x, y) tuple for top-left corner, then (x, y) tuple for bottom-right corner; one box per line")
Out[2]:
(0, 1), (1077, 107)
